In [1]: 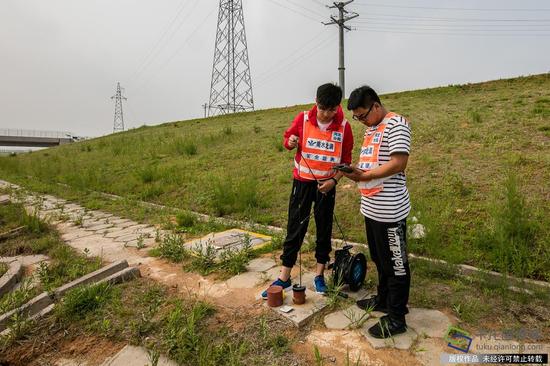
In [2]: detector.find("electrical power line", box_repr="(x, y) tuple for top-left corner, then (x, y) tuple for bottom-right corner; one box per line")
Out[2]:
(353, 27), (550, 36)
(282, 0), (327, 18)
(127, 0), (201, 86)
(256, 35), (338, 88)
(131, 6), (218, 93)
(352, 2), (550, 12)
(255, 32), (337, 87)
(347, 13), (550, 22)
(265, 0), (324, 23)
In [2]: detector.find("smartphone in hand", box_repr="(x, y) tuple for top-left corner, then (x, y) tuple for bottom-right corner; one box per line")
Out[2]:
(332, 164), (354, 173)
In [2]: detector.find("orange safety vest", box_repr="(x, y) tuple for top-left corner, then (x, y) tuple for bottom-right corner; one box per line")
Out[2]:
(295, 111), (346, 181)
(357, 112), (398, 197)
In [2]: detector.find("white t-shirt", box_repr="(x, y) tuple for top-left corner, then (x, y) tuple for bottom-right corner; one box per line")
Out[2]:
(317, 119), (331, 131)
(360, 114), (411, 222)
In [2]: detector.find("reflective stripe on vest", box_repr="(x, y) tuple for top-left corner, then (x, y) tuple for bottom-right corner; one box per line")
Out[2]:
(357, 112), (398, 197)
(296, 111), (346, 181)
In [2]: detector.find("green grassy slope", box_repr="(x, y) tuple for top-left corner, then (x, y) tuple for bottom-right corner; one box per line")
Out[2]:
(1, 74), (549, 280)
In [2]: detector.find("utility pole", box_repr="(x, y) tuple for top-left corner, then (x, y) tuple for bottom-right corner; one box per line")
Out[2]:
(111, 82), (127, 133)
(202, 103), (208, 118)
(323, 1), (358, 98)
(208, 0), (254, 117)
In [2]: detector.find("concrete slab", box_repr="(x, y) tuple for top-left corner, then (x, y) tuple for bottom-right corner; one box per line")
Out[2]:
(88, 212), (113, 220)
(107, 218), (130, 225)
(265, 288), (328, 328)
(226, 271), (264, 289)
(82, 219), (108, 229)
(125, 237), (156, 248)
(113, 234), (142, 243)
(54, 260), (129, 298)
(245, 258), (277, 272)
(85, 223), (115, 232)
(0, 254), (49, 267)
(324, 305), (370, 330)
(361, 318), (418, 350)
(97, 267), (141, 286)
(104, 229), (134, 239)
(100, 345), (176, 366)
(184, 229), (270, 258)
(341, 286), (371, 301)
(110, 221), (138, 230)
(0, 261), (23, 297)
(65, 234), (141, 263)
(61, 229), (97, 241)
(407, 308), (454, 339)
(0, 292), (53, 332)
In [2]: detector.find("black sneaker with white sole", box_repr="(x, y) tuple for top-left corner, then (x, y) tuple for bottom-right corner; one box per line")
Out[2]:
(356, 295), (389, 313)
(367, 315), (407, 339)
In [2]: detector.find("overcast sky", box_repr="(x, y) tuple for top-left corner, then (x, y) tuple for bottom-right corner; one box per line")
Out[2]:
(1, 0), (549, 137)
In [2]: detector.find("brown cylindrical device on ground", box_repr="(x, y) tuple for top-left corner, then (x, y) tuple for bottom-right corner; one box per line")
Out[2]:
(292, 284), (306, 305)
(267, 285), (283, 307)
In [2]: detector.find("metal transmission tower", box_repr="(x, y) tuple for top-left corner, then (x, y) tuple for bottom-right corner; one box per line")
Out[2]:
(111, 82), (127, 133)
(324, 1), (358, 98)
(207, 0), (254, 117)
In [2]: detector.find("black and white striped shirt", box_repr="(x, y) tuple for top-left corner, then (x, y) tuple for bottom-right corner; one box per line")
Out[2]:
(360, 114), (411, 222)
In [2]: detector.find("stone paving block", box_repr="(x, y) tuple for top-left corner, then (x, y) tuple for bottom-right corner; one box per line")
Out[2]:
(341, 286), (371, 301)
(265, 288), (328, 328)
(0, 254), (50, 267)
(324, 304), (370, 330)
(67, 234), (145, 265)
(407, 308), (454, 339)
(184, 229), (270, 257)
(98, 267), (141, 286)
(226, 271), (265, 289)
(54, 260), (129, 298)
(112, 221), (138, 229)
(0, 261), (23, 297)
(85, 223), (114, 232)
(100, 345), (177, 366)
(361, 318), (418, 350)
(61, 229), (96, 241)
(263, 266), (281, 281)
(104, 229), (134, 239)
(88, 212), (113, 220)
(0, 292), (53, 332)
(114, 234), (142, 243)
(125, 237), (156, 248)
(82, 219), (108, 228)
(245, 258), (277, 272)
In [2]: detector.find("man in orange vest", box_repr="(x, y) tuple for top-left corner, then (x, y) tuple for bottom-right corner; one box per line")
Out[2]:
(261, 83), (354, 298)
(342, 86), (412, 339)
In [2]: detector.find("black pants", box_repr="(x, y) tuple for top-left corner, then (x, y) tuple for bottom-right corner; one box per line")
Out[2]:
(280, 179), (335, 268)
(365, 216), (411, 322)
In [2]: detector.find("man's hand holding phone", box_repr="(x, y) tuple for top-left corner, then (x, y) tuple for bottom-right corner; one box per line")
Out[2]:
(332, 164), (354, 173)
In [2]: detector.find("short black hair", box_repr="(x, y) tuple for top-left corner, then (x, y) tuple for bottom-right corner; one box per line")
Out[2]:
(316, 83), (342, 108)
(347, 86), (382, 110)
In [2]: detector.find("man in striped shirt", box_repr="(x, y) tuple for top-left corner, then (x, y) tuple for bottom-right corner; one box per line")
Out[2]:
(342, 86), (411, 339)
